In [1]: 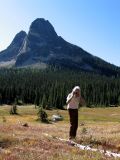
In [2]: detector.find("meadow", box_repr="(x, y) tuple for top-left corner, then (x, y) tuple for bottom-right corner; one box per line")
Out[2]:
(0, 105), (120, 160)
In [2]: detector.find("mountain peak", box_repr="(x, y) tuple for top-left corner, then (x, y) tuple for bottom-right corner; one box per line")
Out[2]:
(10, 30), (27, 46)
(32, 18), (49, 24)
(18, 30), (26, 35)
(0, 30), (26, 64)
(0, 18), (120, 76)
(29, 18), (57, 39)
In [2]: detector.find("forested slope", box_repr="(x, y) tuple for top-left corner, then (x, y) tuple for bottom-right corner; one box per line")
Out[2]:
(0, 68), (120, 108)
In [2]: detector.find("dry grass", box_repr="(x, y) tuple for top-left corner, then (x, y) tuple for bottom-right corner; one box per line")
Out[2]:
(0, 105), (120, 160)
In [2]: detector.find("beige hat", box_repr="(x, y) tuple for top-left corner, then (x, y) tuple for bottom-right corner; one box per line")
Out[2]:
(72, 86), (80, 92)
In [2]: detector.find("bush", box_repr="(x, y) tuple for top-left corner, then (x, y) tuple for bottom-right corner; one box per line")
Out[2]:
(9, 104), (18, 115)
(81, 127), (87, 134)
(38, 107), (48, 123)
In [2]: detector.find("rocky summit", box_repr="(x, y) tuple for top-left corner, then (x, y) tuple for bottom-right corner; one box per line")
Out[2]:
(0, 31), (26, 67)
(15, 18), (95, 69)
(0, 18), (119, 76)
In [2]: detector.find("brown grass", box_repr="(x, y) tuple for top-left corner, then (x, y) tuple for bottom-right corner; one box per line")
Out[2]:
(0, 105), (120, 160)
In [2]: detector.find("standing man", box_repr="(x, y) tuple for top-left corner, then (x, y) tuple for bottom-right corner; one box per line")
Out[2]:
(66, 86), (85, 140)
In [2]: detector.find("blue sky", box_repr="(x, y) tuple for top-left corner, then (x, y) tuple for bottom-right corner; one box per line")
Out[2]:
(0, 0), (120, 66)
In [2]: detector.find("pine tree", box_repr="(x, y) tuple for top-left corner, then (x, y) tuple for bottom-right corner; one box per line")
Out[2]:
(41, 94), (47, 109)
(118, 96), (120, 105)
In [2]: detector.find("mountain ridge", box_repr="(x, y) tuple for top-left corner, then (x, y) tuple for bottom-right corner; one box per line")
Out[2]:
(0, 18), (120, 76)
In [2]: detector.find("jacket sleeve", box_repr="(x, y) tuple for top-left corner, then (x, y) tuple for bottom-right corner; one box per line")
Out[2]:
(66, 93), (73, 104)
(79, 97), (86, 106)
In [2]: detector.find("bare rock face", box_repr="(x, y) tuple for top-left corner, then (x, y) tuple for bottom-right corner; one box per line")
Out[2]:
(15, 18), (59, 66)
(0, 18), (119, 76)
(0, 31), (26, 62)
(15, 18), (93, 69)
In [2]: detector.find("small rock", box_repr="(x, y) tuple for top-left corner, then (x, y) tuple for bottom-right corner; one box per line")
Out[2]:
(52, 115), (63, 122)
(80, 123), (85, 126)
(22, 123), (29, 127)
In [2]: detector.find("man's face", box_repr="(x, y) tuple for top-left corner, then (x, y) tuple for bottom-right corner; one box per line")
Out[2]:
(74, 89), (80, 97)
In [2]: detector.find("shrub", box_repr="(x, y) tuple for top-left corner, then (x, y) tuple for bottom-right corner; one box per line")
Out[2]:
(38, 107), (48, 123)
(9, 104), (18, 115)
(81, 127), (87, 134)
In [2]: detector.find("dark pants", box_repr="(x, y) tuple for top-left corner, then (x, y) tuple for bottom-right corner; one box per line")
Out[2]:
(68, 109), (78, 139)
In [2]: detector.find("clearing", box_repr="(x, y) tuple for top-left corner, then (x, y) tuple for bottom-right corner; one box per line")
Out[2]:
(0, 105), (120, 160)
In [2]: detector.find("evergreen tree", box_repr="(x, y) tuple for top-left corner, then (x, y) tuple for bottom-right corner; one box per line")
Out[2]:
(0, 68), (119, 108)
(41, 94), (47, 109)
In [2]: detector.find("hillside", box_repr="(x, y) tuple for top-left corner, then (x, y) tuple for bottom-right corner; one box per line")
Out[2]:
(0, 18), (119, 76)
(0, 31), (26, 68)
(0, 68), (120, 107)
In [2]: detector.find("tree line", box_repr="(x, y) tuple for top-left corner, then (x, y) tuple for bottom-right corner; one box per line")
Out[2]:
(0, 68), (120, 108)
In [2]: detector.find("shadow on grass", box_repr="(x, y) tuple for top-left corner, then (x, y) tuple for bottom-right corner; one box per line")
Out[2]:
(36, 118), (52, 124)
(0, 137), (15, 148)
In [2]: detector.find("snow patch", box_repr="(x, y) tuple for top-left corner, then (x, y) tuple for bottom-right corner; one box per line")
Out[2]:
(44, 133), (120, 158)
